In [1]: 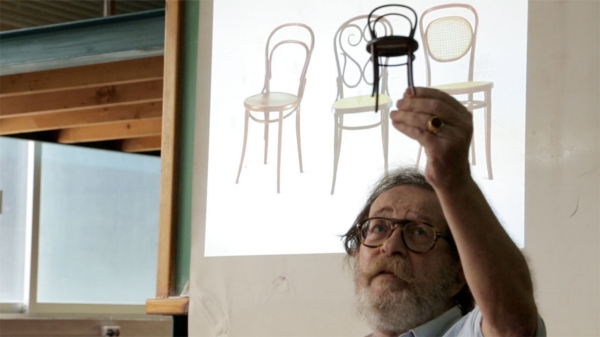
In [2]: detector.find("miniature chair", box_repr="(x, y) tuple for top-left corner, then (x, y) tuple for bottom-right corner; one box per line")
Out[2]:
(330, 15), (394, 195)
(416, 4), (494, 179)
(235, 23), (315, 193)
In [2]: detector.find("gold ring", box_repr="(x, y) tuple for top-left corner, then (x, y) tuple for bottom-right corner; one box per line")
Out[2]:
(427, 116), (445, 134)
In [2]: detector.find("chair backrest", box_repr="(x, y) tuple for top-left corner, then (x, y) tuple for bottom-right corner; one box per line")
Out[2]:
(333, 15), (393, 99)
(419, 4), (479, 86)
(263, 23), (314, 99)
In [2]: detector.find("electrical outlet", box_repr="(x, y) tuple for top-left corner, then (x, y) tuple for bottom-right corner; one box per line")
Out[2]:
(101, 326), (121, 337)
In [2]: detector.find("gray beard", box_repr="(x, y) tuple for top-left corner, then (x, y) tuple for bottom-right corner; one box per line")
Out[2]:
(354, 257), (458, 335)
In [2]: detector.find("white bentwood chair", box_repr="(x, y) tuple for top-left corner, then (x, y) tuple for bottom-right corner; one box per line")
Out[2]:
(235, 23), (315, 193)
(417, 4), (494, 179)
(331, 15), (393, 195)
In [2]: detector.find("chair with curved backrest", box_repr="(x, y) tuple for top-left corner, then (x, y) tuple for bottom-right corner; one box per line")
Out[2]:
(330, 15), (393, 195)
(417, 4), (494, 179)
(235, 23), (315, 193)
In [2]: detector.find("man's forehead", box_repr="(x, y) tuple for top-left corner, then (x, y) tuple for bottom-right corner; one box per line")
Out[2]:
(370, 185), (444, 222)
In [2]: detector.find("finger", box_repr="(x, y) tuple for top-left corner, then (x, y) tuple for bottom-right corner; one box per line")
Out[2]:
(395, 97), (471, 127)
(390, 111), (470, 132)
(391, 120), (435, 145)
(404, 87), (467, 114)
(391, 116), (469, 145)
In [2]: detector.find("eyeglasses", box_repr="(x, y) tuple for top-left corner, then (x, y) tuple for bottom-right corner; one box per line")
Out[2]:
(357, 217), (450, 253)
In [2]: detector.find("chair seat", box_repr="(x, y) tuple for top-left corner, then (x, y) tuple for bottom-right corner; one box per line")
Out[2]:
(332, 94), (393, 112)
(430, 81), (494, 95)
(244, 92), (299, 111)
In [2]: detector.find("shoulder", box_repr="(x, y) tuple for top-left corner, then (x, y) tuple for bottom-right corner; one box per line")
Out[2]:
(443, 307), (547, 337)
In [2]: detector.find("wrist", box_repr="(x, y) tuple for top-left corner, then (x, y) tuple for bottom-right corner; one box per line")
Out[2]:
(430, 171), (476, 196)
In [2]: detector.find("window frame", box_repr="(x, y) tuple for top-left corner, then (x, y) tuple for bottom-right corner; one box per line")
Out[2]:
(0, 0), (186, 316)
(0, 142), (148, 315)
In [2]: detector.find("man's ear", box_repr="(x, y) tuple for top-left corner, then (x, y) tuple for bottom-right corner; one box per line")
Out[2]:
(449, 263), (467, 298)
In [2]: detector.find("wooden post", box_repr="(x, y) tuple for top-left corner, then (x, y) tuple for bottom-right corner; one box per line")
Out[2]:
(103, 0), (116, 17)
(155, 0), (181, 299)
(145, 0), (190, 316)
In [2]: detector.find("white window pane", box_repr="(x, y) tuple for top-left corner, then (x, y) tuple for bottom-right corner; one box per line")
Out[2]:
(0, 137), (29, 303)
(37, 143), (159, 305)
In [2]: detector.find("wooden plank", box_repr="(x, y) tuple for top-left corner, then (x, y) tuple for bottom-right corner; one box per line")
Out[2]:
(57, 117), (162, 144)
(0, 79), (163, 118)
(155, 0), (181, 300)
(1, 315), (172, 336)
(145, 297), (189, 315)
(0, 101), (162, 135)
(121, 136), (162, 153)
(0, 56), (164, 97)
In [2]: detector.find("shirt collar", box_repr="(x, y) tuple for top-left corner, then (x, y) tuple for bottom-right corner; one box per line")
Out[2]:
(400, 306), (463, 337)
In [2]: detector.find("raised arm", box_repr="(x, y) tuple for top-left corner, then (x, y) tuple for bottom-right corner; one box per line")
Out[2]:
(390, 87), (538, 336)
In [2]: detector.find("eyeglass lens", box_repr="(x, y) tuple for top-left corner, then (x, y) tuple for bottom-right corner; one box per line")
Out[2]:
(360, 219), (436, 252)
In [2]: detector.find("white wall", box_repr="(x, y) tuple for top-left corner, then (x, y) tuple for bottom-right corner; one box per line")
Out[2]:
(190, 0), (600, 335)
(524, 1), (599, 335)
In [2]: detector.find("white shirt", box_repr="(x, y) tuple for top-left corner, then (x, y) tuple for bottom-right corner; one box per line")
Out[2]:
(396, 306), (547, 337)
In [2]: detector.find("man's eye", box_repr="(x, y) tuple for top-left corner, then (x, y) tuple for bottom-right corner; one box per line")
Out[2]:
(372, 224), (387, 233)
(413, 227), (427, 236)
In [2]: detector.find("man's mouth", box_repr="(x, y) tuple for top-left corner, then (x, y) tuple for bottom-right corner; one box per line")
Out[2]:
(373, 270), (397, 280)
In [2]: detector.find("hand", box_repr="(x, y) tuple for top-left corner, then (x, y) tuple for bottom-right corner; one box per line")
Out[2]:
(390, 87), (473, 190)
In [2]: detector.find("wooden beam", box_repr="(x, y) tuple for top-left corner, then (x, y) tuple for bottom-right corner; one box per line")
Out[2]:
(121, 135), (162, 153)
(0, 9), (165, 76)
(57, 118), (162, 144)
(0, 79), (163, 118)
(155, 0), (181, 300)
(0, 56), (164, 97)
(145, 297), (189, 315)
(0, 102), (162, 135)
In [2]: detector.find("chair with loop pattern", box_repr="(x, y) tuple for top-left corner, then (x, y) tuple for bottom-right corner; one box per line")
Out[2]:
(331, 15), (394, 195)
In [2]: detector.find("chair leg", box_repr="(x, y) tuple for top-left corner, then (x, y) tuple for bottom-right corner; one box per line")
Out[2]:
(236, 110), (250, 184)
(277, 110), (284, 193)
(331, 113), (343, 195)
(467, 97), (476, 166)
(416, 145), (423, 168)
(381, 108), (389, 173)
(296, 106), (303, 173)
(264, 111), (270, 164)
(485, 89), (493, 180)
(470, 124), (476, 165)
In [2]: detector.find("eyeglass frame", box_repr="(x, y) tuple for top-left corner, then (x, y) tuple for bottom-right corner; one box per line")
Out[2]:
(356, 217), (452, 253)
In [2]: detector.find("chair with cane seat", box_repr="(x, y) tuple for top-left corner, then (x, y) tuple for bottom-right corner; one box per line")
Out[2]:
(235, 23), (315, 193)
(417, 4), (494, 179)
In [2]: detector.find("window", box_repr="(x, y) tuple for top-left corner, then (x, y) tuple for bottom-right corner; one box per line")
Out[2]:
(0, 138), (29, 310)
(0, 137), (160, 314)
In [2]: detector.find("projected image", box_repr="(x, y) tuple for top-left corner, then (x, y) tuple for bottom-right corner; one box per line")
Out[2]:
(204, 0), (528, 256)
(235, 23), (315, 194)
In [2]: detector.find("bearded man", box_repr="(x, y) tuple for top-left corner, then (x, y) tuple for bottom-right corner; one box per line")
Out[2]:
(343, 88), (546, 337)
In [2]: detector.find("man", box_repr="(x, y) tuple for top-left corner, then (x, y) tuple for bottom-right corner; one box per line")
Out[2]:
(343, 88), (546, 336)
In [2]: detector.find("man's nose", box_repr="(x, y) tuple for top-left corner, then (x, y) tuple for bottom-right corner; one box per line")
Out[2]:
(379, 227), (408, 256)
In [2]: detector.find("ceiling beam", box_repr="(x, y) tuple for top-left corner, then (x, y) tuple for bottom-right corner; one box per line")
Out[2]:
(0, 7), (54, 28)
(0, 101), (162, 135)
(0, 9), (164, 75)
(0, 56), (164, 97)
(57, 117), (162, 144)
(121, 135), (162, 153)
(0, 79), (163, 118)
(2, 1), (88, 23)
(33, 1), (99, 21)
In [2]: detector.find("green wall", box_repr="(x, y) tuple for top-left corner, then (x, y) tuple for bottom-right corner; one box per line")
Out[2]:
(175, 0), (199, 295)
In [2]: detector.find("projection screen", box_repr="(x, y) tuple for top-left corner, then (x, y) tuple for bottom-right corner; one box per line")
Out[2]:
(191, 0), (529, 335)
